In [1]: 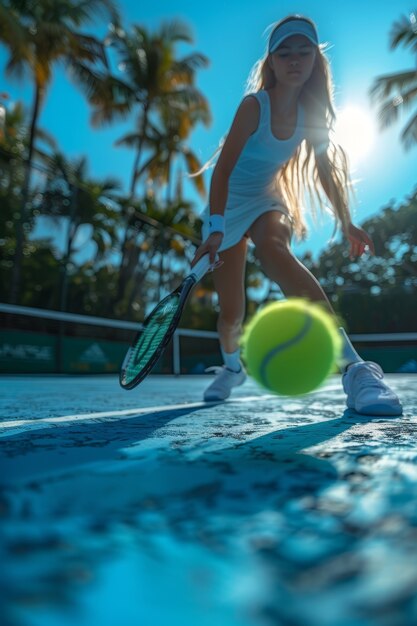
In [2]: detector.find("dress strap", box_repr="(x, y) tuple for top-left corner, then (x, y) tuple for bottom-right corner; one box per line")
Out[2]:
(250, 90), (268, 130)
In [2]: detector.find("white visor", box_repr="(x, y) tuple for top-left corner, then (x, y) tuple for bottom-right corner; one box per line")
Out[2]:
(269, 18), (319, 54)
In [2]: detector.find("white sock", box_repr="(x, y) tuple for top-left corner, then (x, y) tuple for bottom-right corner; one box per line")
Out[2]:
(221, 346), (241, 372)
(338, 327), (363, 371)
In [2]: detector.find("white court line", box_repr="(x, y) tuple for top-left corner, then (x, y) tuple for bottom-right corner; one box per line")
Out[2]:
(0, 395), (276, 438)
(0, 381), (342, 439)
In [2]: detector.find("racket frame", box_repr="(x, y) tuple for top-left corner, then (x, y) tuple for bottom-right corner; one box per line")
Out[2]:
(119, 275), (196, 389)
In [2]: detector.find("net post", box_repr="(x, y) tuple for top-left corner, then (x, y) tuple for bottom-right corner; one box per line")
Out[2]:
(173, 331), (181, 376)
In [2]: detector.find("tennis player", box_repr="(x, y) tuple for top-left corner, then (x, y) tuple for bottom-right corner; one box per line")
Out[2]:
(190, 15), (402, 416)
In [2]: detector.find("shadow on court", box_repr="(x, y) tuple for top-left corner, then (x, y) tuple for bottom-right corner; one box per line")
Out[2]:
(0, 405), (208, 485)
(1, 375), (416, 626)
(1, 408), (355, 506)
(1, 409), (346, 625)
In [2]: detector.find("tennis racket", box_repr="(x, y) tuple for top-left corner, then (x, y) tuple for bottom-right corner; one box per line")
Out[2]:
(120, 253), (218, 390)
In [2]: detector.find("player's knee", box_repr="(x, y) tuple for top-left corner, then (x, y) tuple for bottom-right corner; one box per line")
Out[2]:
(217, 313), (244, 334)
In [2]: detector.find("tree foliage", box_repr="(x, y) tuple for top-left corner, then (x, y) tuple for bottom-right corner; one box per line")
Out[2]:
(370, 10), (417, 150)
(300, 189), (417, 332)
(0, 5), (415, 336)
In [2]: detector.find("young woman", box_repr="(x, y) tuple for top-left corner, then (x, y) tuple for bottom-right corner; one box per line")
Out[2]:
(191, 15), (402, 416)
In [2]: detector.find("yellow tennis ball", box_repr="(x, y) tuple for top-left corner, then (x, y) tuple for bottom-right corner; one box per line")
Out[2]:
(241, 299), (342, 396)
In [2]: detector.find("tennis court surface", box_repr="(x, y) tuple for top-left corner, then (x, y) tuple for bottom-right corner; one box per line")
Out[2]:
(1, 373), (417, 626)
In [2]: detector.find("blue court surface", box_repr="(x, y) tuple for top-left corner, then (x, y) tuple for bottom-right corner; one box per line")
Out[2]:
(1, 373), (416, 626)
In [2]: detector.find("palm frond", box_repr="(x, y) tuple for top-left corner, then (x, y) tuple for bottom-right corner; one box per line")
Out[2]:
(67, 32), (108, 67)
(174, 53), (210, 73)
(67, 61), (107, 100)
(91, 101), (132, 127)
(98, 177), (121, 192)
(143, 120), (163, 140)
(158, 20), (194, 45)
(370, 70), (417, 101)
(400, 112), (417, 149)
(375, 99), (402, 128)
(133, 153), (161, 185)
(68, 63), (134, 125)
(114, 132), (141, 148)
(0, 4), (27, 58)
(390, 12), (417, 54)
(374, 83), (417, 129)
(74, 0), (120, 26)
(131, 25), (148, 45)
(34, 127), (58, 150)
(159, 87), (209, 113)
(5, 50), (29, 80)
(73, 156), (89, 180)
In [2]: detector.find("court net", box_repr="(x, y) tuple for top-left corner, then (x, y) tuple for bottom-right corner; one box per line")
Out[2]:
(1, 304), (416, 375)
(0, 304), (219, 375)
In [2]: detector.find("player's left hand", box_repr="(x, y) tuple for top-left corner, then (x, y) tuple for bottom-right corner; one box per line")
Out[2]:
(346, 223), (375, 259)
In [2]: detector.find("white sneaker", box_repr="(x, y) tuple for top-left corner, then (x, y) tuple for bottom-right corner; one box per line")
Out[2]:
(342, 361), (402, 416)
(203, 363), (247, 402)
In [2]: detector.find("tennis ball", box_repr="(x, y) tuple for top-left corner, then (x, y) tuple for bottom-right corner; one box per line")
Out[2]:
(241, 299), (342, 396)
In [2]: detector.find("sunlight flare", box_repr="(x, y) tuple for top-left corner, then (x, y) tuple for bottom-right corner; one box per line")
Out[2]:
(334, 105), (377, 164)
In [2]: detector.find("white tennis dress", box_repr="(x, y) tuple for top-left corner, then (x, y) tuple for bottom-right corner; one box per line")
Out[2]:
(200, 89), (307, 251)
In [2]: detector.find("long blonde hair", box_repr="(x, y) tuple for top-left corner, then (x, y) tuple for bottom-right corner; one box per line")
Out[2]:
(193, 15), (353, 240)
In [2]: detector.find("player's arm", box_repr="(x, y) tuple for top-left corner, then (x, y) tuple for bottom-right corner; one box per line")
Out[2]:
(191, 96), (259, 267)
(209, 95), (259, 219)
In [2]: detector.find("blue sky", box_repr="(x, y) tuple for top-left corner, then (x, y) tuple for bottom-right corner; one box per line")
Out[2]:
(1, 0), (416, 258)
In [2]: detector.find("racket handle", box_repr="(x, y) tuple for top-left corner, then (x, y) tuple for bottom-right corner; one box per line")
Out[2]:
(191, 253), (219, 282)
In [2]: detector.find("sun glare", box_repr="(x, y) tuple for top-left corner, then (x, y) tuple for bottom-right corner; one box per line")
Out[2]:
(334, 105), (376, 165)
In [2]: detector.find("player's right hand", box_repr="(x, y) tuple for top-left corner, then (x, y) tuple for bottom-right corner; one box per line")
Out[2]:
(190, 232), (224, 269)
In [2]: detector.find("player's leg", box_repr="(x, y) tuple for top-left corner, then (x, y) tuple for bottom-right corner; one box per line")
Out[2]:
(249, 210), (402, 415)
(249, 210), (333, 310)
(204, 237), (248, 401)
(214, 237), (248, 354)
(249, 211), (360, 363)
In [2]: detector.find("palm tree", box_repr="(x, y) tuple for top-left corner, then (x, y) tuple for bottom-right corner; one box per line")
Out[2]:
(147, 198), (200, 302)
(370, 10), (417, 150)
(117, 98), (210, 204)
(95, 19), (210, 197)
(94, 19), (210, 308)
(0, 100), (26, 189)
(0, 100), (27, 294)
(111, 101), (210, 309)
(0, 99), (56, 292)
(120, 195), (200, 317)
(0, 3), (25, 57)
(36, 152), (120, 312)
(0, 0), (118, 303)
(109, 191), (202, 318)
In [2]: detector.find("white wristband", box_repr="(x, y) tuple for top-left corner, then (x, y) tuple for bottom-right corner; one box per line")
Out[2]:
(208, 213), (225, 235)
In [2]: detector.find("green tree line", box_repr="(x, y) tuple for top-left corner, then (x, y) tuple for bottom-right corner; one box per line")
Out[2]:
(0, 1), (416, 332)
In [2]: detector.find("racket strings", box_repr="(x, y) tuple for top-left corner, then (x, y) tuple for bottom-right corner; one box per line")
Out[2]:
(122, 294), (180, 384)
